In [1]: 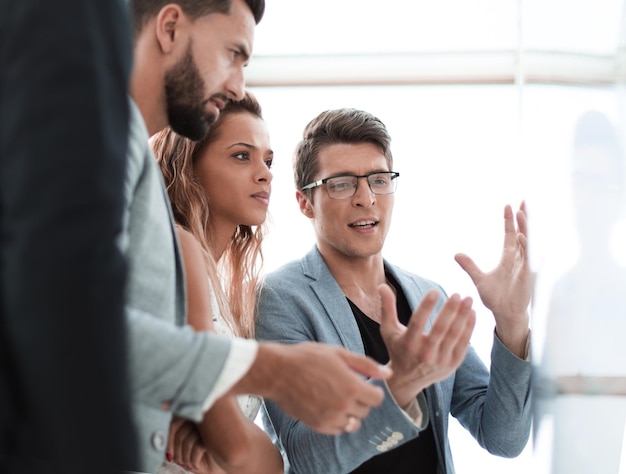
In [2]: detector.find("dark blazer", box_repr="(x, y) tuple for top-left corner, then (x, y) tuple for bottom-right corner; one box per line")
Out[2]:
(0, 0), (138, 472)
(257, 247), (532, 474)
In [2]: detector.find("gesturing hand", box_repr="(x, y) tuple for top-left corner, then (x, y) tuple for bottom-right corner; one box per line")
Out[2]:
(454, 202), (532, 357)
(253, 341), (392, 435)
(379, 285), (476, 409)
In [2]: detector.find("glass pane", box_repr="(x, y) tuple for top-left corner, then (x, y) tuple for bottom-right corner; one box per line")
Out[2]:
(523, 0), (624, 55)
(254, 0), (519, 56)
(524, 84), (626, 473)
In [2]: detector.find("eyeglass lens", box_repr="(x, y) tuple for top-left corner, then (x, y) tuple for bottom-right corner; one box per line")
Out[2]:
(326, 173), (397, 198)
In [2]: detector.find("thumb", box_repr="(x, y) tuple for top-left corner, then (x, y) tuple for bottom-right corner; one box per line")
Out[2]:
(454, 253), (482, 285)
(341, 350), (392, 380)
(378, 283), (403, 336)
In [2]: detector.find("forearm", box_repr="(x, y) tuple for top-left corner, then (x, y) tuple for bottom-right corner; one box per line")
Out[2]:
(197, 397), (282, 474)
(126, 309), (231, 420)
(458, 340), (532, 457)
(227, 342), (283, 399)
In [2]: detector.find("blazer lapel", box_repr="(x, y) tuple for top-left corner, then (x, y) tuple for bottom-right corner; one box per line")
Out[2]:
(304, 248), (367, 355)
(148, 152), (187, 326)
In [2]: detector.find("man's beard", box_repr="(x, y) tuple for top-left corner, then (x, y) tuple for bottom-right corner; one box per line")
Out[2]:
(164, 45), (217, 141)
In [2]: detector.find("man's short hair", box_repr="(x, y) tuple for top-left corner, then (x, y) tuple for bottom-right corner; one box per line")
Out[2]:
(293, 108), (394, 196)
(131, 0), (265, 37)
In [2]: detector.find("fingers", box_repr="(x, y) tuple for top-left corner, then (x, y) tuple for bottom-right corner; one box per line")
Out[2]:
(454, 253), (481, 284)
(420, 294), (472, 363)
(508, 201), (530, 244)
(438, 299), (476, 366)
(167, 416), (185, 458)
(279, 342), (389, 435)
(502, 204), (518, 248)
(169, 420), (204, 470)
(343, 415), (361, 433)
(342, 348), (392, 382)
(339, 354), (387, 409)
(453, 307), (476, 361)
(378, 283), (404, 336)
(516, 206), (529, 255)
(188, 438), (208, 472)
(402, 289), (439, 350)
(516, 202), (528, 233)
(351, 399), (376, 420)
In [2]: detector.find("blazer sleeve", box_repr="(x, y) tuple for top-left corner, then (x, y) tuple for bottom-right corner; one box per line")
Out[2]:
(256, 271), (428, 474)
(451, 332), (532, 457)
(121, 101), (237, 472)
(400, 268), (532, 459)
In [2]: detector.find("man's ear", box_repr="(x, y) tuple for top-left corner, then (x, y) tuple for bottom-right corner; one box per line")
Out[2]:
(154, 4), (188, 54)
(296, 190), (315, 218)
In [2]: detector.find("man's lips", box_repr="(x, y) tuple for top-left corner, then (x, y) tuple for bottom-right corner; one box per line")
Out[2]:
(348, 219), (378, 229)
(211, 97), (226, 111)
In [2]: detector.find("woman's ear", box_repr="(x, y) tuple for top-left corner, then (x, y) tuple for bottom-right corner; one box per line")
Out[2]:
(296, 190), (314, 218)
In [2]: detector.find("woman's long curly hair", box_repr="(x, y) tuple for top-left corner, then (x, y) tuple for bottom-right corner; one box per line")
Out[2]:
(152, 91), (266, 338)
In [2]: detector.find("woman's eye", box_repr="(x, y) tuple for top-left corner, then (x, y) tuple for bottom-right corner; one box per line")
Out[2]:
(233, 152), (249, 161)
(265, 159), (273, 169)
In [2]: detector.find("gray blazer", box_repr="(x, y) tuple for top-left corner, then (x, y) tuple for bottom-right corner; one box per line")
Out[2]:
(122, 100), (232, 473)
(256, 247), (532, 474)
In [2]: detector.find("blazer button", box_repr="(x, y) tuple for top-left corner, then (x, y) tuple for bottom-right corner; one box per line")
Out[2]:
(151, 431), (166, 452)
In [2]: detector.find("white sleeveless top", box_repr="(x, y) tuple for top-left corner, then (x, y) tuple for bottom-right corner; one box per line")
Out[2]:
(210, 294), (263, 419)
(158, 283), (262, 474)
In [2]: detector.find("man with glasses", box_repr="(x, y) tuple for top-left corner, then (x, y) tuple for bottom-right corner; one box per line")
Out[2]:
(256, 108), (533, 473)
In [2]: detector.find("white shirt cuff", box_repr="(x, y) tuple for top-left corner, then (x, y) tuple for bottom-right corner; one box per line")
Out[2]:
(201, 338), (258, 412)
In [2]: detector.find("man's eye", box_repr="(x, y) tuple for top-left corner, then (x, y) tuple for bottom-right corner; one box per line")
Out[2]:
(330, 181), (352, 190)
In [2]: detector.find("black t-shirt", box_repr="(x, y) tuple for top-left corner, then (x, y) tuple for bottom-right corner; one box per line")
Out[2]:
(347, 271), (438, 474)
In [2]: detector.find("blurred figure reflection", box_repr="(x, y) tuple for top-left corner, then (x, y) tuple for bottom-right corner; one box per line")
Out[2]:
(541, 110), (626, 473)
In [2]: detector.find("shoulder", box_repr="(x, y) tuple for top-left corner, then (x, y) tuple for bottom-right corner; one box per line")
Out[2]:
(175, 227), (207, 270)
(258, 259), (312, 307)
(176, 225), (199, 249)
(264, 247), (325, 284)
(127, 98), (149, 159)
(264, 258), (306, 283)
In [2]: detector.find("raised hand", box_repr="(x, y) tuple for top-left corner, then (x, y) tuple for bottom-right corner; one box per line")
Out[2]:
(454, 202), (532, 357)
(379, 285), (476, 409)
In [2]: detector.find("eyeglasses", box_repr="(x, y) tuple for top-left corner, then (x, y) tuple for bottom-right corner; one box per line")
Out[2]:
(301, 171), (400, 200)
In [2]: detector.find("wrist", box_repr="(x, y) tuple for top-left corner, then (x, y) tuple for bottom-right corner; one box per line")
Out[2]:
(230, 342), (282, 398)
(385, 376), (422, 410)
(494, 321), (529, 359)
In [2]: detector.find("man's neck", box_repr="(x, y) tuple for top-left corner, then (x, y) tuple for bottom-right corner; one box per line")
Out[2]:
(130, 34), (168, 137)
(319, 246), (386, 298)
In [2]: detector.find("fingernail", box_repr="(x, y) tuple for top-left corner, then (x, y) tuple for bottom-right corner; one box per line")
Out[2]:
(166, 452), (173, 462)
